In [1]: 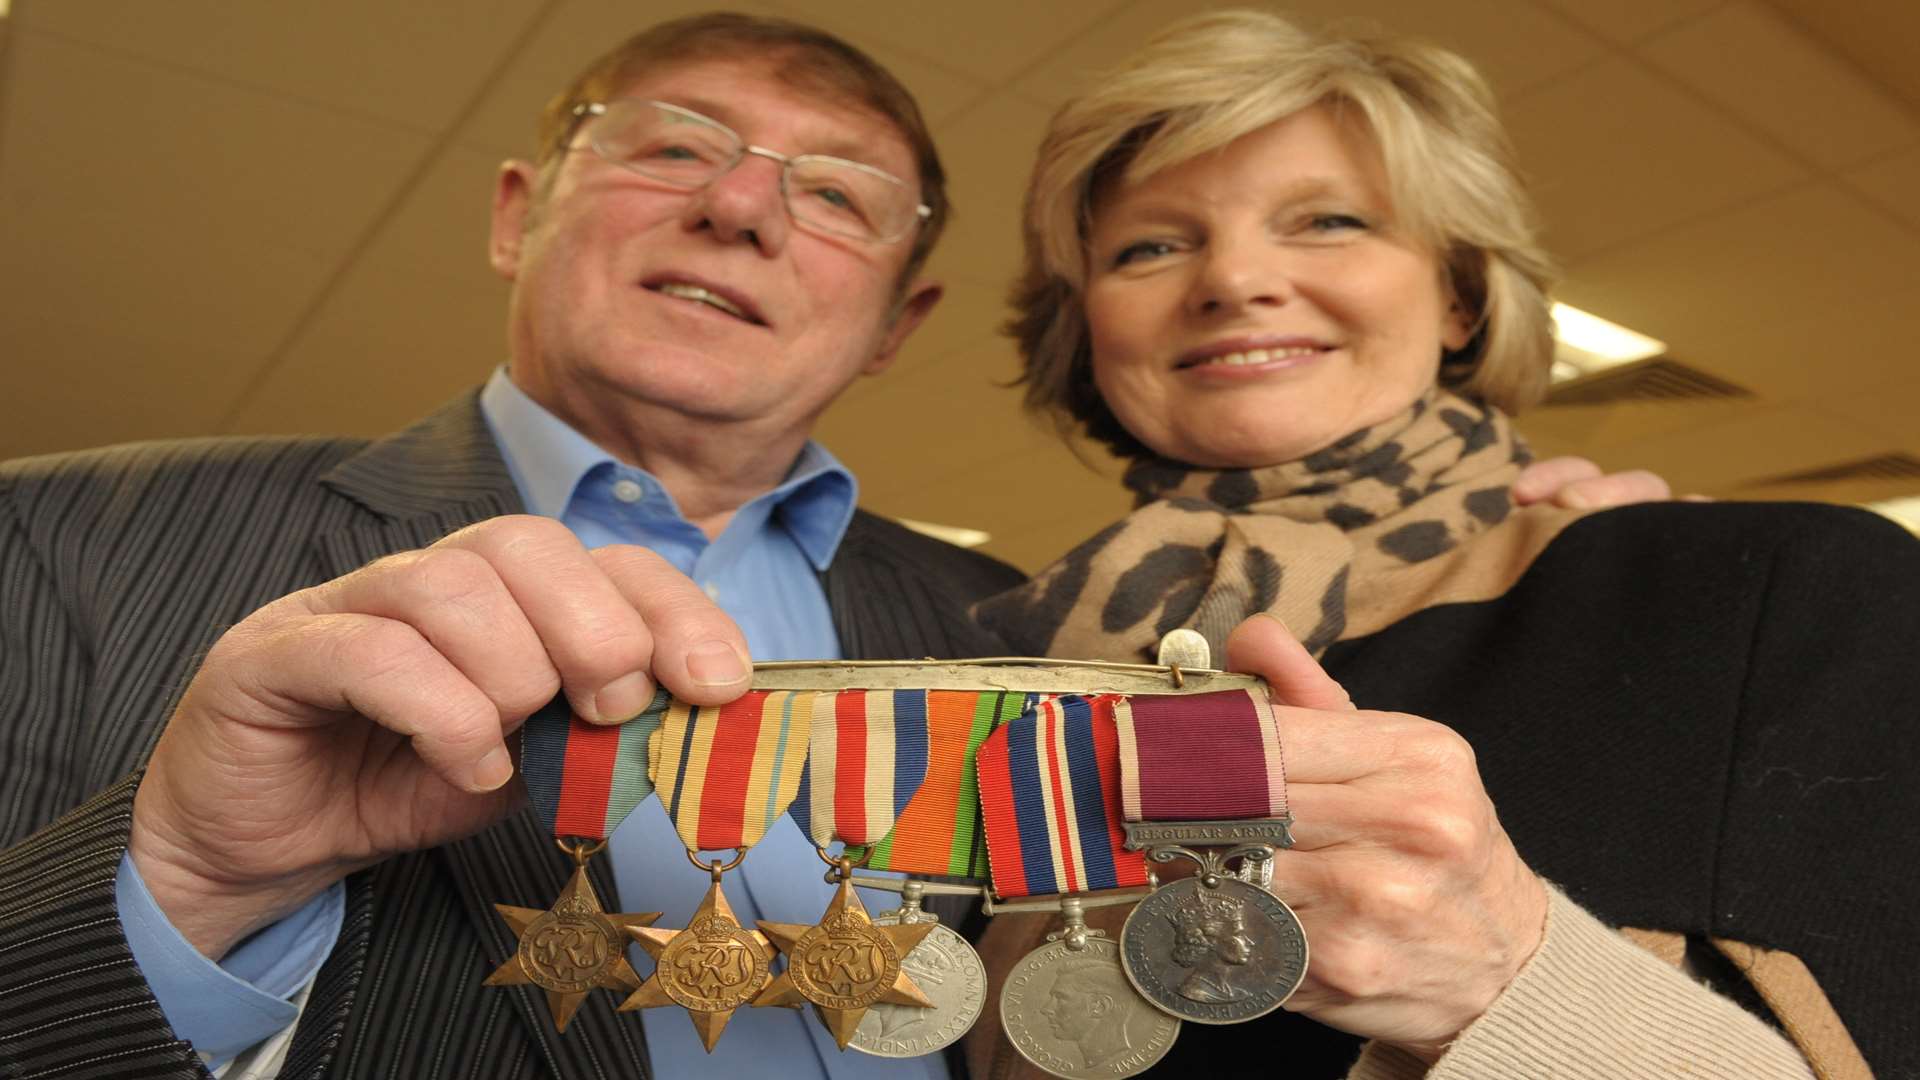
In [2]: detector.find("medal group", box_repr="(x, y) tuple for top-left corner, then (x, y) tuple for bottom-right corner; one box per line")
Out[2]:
(486, 661), (1308, 1079)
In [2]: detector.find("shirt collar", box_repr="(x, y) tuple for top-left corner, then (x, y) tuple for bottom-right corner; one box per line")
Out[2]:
(478, 367), (858, 570)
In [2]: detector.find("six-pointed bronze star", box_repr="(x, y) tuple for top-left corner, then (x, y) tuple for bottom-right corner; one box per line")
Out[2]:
(753, 877), (938, 1048)
(484, 865), (662, 1033)
(621, 879), (774, 1052)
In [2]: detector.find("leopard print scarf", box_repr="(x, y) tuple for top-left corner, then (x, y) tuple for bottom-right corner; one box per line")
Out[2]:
(974, 390), (1592, 663)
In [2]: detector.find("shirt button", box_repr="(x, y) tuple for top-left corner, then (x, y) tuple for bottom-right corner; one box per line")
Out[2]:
(703, 582), (721, 602)
(611, 478), (644, 504)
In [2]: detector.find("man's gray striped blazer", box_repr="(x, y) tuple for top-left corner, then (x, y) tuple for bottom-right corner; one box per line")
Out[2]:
(0, 393), (1022, 1079)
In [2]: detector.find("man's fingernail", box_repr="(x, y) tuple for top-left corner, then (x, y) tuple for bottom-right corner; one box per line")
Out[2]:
(475, 747), (514, 791)
(1558, 489), (1592, 509)
(593, 671), (656, 724)
(686, 640), (748, 687)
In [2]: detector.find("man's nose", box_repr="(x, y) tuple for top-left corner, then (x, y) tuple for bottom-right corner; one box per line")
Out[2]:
(681, 149), (791, 255)
(1187, 236), (1290, 317)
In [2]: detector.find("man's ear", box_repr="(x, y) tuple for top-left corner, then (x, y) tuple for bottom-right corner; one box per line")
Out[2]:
(490, 160), (540, 281)
(862, 279), (944, 376)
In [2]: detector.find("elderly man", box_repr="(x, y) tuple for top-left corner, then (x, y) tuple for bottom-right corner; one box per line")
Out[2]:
(0, 13), (1654, 1080)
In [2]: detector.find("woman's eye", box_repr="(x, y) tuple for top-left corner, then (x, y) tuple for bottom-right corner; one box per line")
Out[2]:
(1112, 240), (1176, 267)
(1306, 213), (1367, 233)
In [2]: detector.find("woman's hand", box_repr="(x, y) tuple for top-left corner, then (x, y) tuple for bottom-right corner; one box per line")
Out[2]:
(1514, 456), (1674, 509)
(1226, 613), (1548, 1060)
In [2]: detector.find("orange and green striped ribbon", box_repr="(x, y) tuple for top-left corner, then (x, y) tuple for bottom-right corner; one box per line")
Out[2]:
(647, 691), (812, 852)
(847, 690), (1033, 879)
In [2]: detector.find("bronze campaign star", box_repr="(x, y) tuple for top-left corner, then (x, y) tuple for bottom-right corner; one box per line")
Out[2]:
(620, 879), (774, 1052)
(753, 876), (938, 1049)
(484, 865), (661, 1033)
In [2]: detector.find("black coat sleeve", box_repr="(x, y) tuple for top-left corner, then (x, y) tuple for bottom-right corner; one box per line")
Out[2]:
(1713, 506), (1920, 1076)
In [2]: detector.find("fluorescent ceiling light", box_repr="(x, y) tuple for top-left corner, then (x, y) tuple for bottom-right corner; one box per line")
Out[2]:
(896, 517), (991, 548)
(1865, 495), (1920, 535)
(1550, 302), (1666, 383)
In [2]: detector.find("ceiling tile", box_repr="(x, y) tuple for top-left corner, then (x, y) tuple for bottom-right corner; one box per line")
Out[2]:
(1844, 146), (1920, 233)
(1535, 0), (1724, 46)
(1558, 183), (1920, 401)
(762, 0), (1128, 86)
(1012, 0), (1604, 108)
(0, 29), (431, 456)
(1813, 379), (1920, 453)
(223, 149), (510, 437)
(1515, 398), (1762, 453)
(1638, 1), (1918, 170)
(12, 0), (544, 131)
(1762, 0), (1920, 115)
(1596, 405), (1891, 493)
(923, 92), (1055, 289)
(1506, 55), (1809, 260)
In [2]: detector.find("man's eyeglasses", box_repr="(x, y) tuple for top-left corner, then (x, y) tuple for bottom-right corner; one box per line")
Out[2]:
(567, 99), (931, 245)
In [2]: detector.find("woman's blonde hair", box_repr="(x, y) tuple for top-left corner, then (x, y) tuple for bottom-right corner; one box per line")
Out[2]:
(1010, 9), (1557, 458)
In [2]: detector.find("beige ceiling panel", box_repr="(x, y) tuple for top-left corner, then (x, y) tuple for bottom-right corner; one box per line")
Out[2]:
(1011, 0), (1603, 108)
(224, 149), (511, 437)
(1845, 145), (1920, 232)
(1515, 398), (1762, 453)
(763, 0), (1127, 86)
(925, 92), (1054, 287)
(1508, 56), (1809, 260)
(1813, 380), (1920, 452)
(0, 30), (430, 457)
(1557, 183), (1920, 398)
(836, 272), (1016, 414)
(1639, 2), (1918, 170)
(816, 339), (1047, 482)
(12, 0), (544, 131)
(1600, 405), (1892, 493)
(1763, 0), (1920, 115)
(1537, 0), (1724, 46)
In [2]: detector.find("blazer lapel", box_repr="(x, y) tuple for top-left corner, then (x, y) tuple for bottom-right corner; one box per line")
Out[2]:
(293, 391), (648, 1077)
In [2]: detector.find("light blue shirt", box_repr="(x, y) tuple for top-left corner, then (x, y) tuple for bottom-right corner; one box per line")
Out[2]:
(120, 370), (950, 1079)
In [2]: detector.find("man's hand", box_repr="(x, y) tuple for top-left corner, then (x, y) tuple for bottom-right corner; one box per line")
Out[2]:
(1226, 614), (1547, 1060)
(1514, 456), (1672, 509)
(129, 515), (752, 959)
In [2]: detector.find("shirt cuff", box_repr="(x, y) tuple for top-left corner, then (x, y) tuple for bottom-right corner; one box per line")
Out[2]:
(1348, 885), (1812, 1080)
(116, 852), (344, 1066)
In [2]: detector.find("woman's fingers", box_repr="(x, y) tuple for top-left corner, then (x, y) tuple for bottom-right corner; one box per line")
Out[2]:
(1227, 613), (1355, 711)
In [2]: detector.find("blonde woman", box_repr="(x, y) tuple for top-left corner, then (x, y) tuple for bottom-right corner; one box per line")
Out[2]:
(972, 10), (1918, 1079)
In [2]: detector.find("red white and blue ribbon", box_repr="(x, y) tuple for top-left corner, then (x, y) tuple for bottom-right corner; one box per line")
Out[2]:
(789, 690), (930, 848)
(975, 695), (1149, 898)
(1111, 689), (1288, 822)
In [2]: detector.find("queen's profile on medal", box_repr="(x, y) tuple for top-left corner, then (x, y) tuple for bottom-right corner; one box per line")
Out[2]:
(1168, 889), (1255, 1004)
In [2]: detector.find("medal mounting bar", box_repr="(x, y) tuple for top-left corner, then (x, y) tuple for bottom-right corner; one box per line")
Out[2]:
(747, 656), (1260, 695)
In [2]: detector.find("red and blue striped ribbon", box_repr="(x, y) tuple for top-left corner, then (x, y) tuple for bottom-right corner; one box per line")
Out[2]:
(520, 690), (671, 840)
(790, 690), (930, 847)
(975, 695), (1149, 898)
(1111, 689), (1288, 822)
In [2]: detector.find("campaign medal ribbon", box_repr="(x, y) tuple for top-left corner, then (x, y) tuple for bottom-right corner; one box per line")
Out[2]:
(616, 691), (811, 1052)
(755, 690), (943, 1050)
(975, 695), (1152, 900)
(846, 689), (1034, 879)
(483, 692), (671, 1033)
(976, 695), (1176, 1077)
(1109, 688), (1309, 1025)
